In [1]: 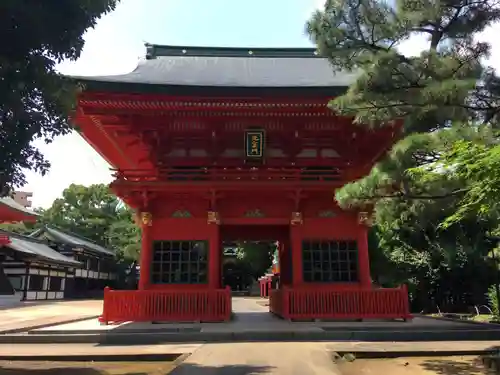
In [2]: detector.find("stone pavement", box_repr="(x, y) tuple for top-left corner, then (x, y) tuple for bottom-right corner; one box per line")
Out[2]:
(33, 297), (471, 334)
(2, 341), (500, 375)
(2, 341), (499, 358)
(170, 342), (341, 375)
(0, 299), (102, 333)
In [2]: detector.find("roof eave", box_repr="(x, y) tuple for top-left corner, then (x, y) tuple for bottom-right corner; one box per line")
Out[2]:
(74, 79), (350, 98)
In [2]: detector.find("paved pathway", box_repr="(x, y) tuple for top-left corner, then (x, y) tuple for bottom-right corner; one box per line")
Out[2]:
(171, 342), (341, 375)
(2, 340), (500, 358)
(0, 299), (102, 333)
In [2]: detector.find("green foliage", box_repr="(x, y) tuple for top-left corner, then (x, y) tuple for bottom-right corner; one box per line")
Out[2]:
(0, 0), (118, 193)
(307, 2), (500, 311)
(42, 184), (140, 261)
(438, 139), (500, 226)
(0, 221), (37, 235)
(308, 0), (500, 213)
(235, 241), (275, 279)
(488, 285), (500, 318)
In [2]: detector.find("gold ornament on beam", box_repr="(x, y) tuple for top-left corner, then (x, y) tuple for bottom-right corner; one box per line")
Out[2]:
(358, 212), (373, 227)
(207, 211), (220, 225)
(141, 212), (153, 227)
(291, 212), (303, 225)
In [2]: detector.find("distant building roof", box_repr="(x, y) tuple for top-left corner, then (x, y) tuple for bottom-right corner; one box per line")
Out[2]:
(0, 196), (39, 223)
(71, 44), (358, 95)
(12, 191), (33, 208)
(30, 226), (115, 256)
(0, 230), (81, 267)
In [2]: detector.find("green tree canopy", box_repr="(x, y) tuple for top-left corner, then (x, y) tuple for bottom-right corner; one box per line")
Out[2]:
(307, 0), (500, 229)
(0, 0), (118, 194)
(307, 0), (500, 311)
(41, 183), (140, 260)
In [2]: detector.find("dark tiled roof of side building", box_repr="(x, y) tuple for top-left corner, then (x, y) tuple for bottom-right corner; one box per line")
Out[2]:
(30, 226), (115, 256)
(0, 230), (81, 267)
(69, 44), (358, 92)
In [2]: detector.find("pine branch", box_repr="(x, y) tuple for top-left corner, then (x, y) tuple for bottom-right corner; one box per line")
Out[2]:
(359, 188), (468, 201)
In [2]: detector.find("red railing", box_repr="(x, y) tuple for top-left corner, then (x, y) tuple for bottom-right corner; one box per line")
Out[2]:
(259, 276), (273, 298)
(269, 285), (411, 320)
(112, 167), (341, 183)
(99, 286), (232, 324)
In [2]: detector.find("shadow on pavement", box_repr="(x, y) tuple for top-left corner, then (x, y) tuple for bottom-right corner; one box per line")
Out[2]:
(419, 357), (486, 375)
(0, 363), (272, 375)
(169, 363), (274, 375)
(0, 367), (104, 375)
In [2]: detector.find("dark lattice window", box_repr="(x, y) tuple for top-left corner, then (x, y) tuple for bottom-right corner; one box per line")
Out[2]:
(88, 257), (97, 271)
(29, 274), (45, 290)
(49, 277), (62, 291)
(151, 240), (208, 284)
(302, 240), (358, 282)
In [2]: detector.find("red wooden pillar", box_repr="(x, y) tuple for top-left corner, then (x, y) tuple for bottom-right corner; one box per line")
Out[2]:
(290, 225), (303, 286)
(138, 214), (153, 290)
(278, 241), (285, 285)
(357, 225), (371, 288)
(208, 224), (221, 289)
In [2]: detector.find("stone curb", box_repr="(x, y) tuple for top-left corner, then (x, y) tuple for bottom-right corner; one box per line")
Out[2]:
(33, 323), (497, 335)
(334, 350), (500, 359)
(416, 314), (500, 328)
(3, 328), (500, 344)
(0, 315), (100, 335)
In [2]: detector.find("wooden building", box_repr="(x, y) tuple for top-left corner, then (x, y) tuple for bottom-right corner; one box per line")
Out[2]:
(29, 226), (117, 298)
(0, 196), (40, 306)
(0, 230), (81, 301)
(71, 44), (411, 323)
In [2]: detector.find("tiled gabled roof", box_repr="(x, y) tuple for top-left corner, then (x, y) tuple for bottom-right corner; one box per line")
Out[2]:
(70, 44), (358, 92)
(30, 226), (115, 256)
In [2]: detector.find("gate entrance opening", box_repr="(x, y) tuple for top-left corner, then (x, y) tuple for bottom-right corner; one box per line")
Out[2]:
(221, 225), (289, 293)
(73, 44), (411, 324)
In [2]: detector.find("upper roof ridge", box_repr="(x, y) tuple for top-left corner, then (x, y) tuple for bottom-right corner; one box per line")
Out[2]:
(145, 43), (321, 60)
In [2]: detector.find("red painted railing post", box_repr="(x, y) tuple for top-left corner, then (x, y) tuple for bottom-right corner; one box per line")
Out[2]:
(225, 285), (232, 320)
(401, 284), (411, 319)
(282, 287), (291, 320)
(98, 286), (111, 325)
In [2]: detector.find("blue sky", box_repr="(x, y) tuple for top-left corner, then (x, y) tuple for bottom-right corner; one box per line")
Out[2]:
(23, 0), (500, 208)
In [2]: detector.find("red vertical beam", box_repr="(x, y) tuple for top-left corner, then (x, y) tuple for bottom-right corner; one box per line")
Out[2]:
(138, 220), (152, 290)
(208, 224), (221, 289)
(290, 226), (303, 286)
(278, 241), (285, 284)
(357, 226), (371, 288)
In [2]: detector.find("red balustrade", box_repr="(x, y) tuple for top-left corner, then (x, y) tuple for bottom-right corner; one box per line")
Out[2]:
(259, 276), (272, 298)
(99, 286), (232, 324)
(269, 285), (411, 320)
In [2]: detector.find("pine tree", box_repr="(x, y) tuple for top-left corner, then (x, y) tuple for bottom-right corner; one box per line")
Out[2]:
(307, 0), (500, 224)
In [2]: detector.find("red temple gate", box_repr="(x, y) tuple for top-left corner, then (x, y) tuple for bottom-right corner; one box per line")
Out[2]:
(73, 45), (411, 323)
